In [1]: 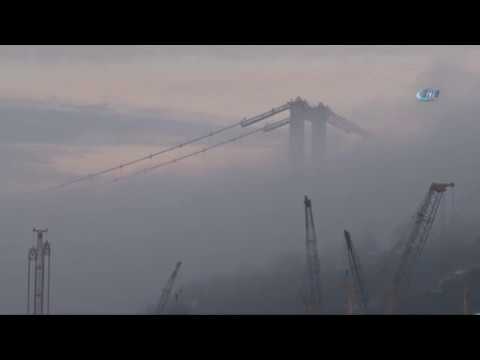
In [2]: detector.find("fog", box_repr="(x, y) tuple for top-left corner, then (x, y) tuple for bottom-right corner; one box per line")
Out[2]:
(0, 46), (480, 314)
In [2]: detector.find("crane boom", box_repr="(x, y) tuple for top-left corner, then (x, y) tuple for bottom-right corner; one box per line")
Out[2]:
(344, 230), (369, 313)
(157, 261), (182, 314)
(304, 196), (322, 313)
(388, 182), (454, 312)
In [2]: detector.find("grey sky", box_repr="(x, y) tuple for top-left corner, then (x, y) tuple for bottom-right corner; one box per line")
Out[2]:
(1, 45), (478, 122)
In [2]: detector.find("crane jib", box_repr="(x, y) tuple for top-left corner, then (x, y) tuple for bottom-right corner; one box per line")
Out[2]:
(389, 182), (454, 312)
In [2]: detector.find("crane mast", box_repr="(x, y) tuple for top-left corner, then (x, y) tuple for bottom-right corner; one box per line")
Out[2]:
(344, 230), (368, 314)
(345, 270), (355, 314)
(388, 182), (454, 313)
(304, 196), (322, 313)
(464, 277), (471, 315)
(27, 228), (51, 315)
(156, 261), (182, 314)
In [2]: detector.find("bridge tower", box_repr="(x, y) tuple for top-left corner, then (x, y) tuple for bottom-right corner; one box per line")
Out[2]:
(289, 98), (331, 172)
(289, 98), (366, 173)
(310, 103), (330, 169)
(289, 97), (309, 172)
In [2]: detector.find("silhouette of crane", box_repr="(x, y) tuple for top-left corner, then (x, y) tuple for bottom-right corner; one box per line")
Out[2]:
(344, 230), (369, 314)
(156, 261), (182, 314)
(304, 196), (322, 313)
(387, 182), (455, 313)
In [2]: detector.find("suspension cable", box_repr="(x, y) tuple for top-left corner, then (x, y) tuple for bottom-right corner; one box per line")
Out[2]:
(47, 121), (246, 191)
(108, 124), (267, 186)
(46, 103), (291, 192)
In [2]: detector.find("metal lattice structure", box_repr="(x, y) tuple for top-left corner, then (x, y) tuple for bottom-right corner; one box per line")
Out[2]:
(388, 182), (455, 313)
(156, 261), (182, 314)
(304, 196), (322, 314)
(27, 228), (51, 315)
(344, 230), (369, 314)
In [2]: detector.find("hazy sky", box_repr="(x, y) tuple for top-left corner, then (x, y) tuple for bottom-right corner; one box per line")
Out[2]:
(1, 45), (480, 314)
(2, 45), (479, 189)
(1, 45), (478, 120)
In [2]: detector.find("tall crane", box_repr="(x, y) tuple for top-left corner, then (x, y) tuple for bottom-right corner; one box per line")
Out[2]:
(464, 278), (471, 315)
(304, 196), (322, 313)
(345, 269), (355, 315)
(344, 230), (369, 314)
(27, 228), (52, 315)
(156, 261), (182, 314)
(387, 182), (455, 313)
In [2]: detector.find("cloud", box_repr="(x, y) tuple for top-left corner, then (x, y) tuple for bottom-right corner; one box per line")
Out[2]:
(0, 45), (475, 63)
(0, 98), (218, 146)
(0, 45), (160, 63)
(0, 98), (241, 192)
(139, 58), (480, 314)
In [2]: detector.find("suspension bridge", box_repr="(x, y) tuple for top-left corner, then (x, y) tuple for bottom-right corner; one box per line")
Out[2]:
(47, 97), (370, 192)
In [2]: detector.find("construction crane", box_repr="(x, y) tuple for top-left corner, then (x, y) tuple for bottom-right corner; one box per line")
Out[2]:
(344, 269), (353, 314)
(464, 277), (471, 315)
(156, 261), (182, 314)
(387, 182), (455, 313)
(27, 228), (52, 315)
(304, 196), (322, 313)
(344, 230), (369, 314)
